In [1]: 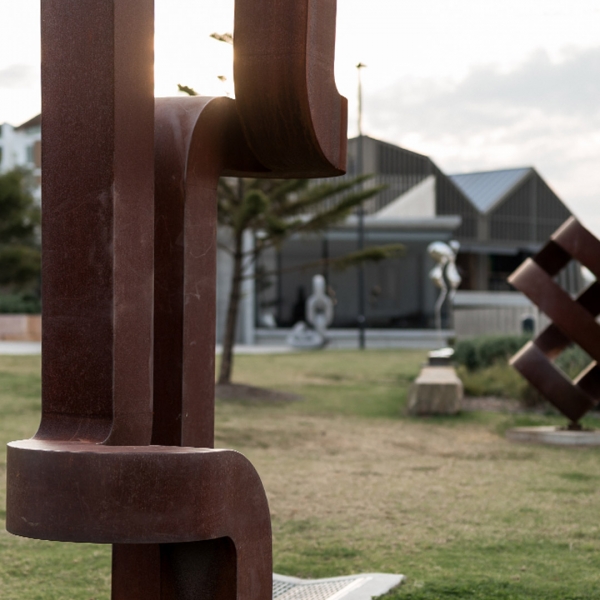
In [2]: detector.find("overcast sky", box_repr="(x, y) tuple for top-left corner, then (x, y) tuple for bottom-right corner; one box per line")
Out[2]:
(1, 0), (600, 232)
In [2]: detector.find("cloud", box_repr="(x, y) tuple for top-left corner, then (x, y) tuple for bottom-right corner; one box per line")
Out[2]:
(369, 47), (600, 138)
(454, 48), (600, 119)
(365, 47), (600, 233)
(0, 64), (37, 89)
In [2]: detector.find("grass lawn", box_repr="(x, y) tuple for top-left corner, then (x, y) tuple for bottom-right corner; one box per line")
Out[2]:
(1, 351), (600, 598)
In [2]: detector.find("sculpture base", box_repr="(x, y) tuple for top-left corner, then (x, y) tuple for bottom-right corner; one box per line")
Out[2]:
(427, 347), (454, 366)
(407, 366), (463, 416)
(506, 426), (600, 446)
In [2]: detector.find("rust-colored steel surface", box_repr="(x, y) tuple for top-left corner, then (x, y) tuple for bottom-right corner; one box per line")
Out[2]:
(509, 217), (600, 427)
(6, 0), (347, 597)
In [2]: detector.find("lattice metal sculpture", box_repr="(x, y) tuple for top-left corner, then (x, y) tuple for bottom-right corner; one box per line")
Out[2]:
(509, 217), (600, 429)
(6, 0), (347, 597)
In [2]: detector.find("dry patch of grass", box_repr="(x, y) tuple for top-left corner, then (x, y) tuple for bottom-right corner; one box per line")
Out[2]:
(2, 351), (600, 598)
(221, 351), (600, 598)
(217, 407), (600, 576)
(0, 355), (112, 600)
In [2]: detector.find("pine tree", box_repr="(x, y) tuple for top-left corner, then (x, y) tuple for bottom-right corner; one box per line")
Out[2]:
(216, 176), (402, 384)
(0, 169), (41, 306)
(180, 35), (403, 385)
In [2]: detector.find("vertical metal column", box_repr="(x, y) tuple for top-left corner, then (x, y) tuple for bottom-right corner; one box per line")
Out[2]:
(356, 62), (367, 349)
(40, 2), (156, 592)
(530, 172), (538, 244)
(39, 0), (155, 446)
(322, 233), (330, 286)
(277, 249), (284, 324)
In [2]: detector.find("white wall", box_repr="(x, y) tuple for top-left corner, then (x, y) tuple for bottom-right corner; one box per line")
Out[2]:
(374, 175), (436, 219)
(0, 121), (42, 202)
(216, 227), (255, 346)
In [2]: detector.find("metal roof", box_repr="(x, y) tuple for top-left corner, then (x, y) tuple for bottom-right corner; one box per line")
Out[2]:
(449, 167), (532, 214)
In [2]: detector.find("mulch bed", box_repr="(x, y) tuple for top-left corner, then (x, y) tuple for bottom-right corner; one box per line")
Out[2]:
(215, 389), (546, 412)
(215, 383), (302, 404)
(462, 396), (523, 413)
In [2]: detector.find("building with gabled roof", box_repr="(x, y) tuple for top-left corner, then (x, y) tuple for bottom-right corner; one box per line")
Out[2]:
(447, 166), (571, 245)
(450, 167), (532, 214)
(339, 136), (576, 292)
(443, 166), (573, 290)
(0, 119), (579, 343)
(241, 135), (581, 345)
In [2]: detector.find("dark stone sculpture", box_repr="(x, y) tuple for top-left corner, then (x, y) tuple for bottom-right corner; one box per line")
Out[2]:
(6, 0), (347, 597)
(509, 217), (600, 429)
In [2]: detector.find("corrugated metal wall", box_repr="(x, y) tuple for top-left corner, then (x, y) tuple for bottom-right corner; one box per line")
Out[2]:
(490, 175), (534, 242)
(489, 172), (571, 244)
(433, 165), (479, 239)
(535, 176), (572, 241)
(312, 137), (572, 251)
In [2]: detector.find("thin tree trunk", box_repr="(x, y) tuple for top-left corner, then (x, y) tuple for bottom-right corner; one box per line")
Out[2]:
(218, 230), (244, 384)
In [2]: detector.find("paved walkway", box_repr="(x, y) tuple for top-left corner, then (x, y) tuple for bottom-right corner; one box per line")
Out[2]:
(3, 342), (431, 357)
(215, 344), (293, 355)
(0, 342), (294, 356)
(0, 341), (42, 355)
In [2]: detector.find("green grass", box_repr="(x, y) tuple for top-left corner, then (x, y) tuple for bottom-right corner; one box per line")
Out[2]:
(3, 350), (600, 598)
(219, 349), (423, 418)
(457, 363), (529, 400)
(0, 356), (112, 599)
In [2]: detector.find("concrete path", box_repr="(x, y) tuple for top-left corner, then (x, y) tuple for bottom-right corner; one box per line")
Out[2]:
(0, 342), (413, 357)
(0, 341), (41, 355)
(216, 344), (293, 355)
(0, 342), (293, 357)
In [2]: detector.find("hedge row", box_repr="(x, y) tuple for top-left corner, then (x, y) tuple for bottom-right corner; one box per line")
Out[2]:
(0, 293), (41, 314)
(453, 335), (532, 371)
(454, 334), (593, 379)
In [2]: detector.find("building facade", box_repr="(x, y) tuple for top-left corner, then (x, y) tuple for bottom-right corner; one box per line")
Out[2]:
(0, 114), (42, 202)
(326, 136), (578, 295)
(3, 117), (579, 344)
(238, 136), (579, 344)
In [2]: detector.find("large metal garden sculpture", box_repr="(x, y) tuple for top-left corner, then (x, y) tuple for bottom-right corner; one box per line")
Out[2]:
(6, 0), (347, 597)
(509, 217), (600, 430)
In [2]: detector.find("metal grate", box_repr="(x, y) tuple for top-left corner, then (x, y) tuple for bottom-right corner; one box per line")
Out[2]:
(273, 577), (368, 600)
(273, 581), (298, 597)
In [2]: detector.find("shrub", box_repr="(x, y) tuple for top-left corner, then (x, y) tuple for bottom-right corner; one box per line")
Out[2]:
(456, 363), (528, 399)
(454, 334), (532, 371)
(454, 335), (595, 409)
(555, 344), (593, 380)
(0, 293), (41, 314)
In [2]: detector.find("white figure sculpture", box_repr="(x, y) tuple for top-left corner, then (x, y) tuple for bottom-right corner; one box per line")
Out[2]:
(306, 275), (334, 337)
(288, 274), (334, 350)
(427, 240), (461, 332)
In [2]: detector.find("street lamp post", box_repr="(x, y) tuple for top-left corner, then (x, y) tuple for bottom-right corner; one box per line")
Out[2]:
(356, 62), (367, 350)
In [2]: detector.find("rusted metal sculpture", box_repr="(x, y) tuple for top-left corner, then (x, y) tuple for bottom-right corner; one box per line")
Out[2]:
(6, 0), (347, 597)
(509, 217), (600, 429)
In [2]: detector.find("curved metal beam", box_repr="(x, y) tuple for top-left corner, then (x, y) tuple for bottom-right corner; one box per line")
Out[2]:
(234, 0), (347, 177)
